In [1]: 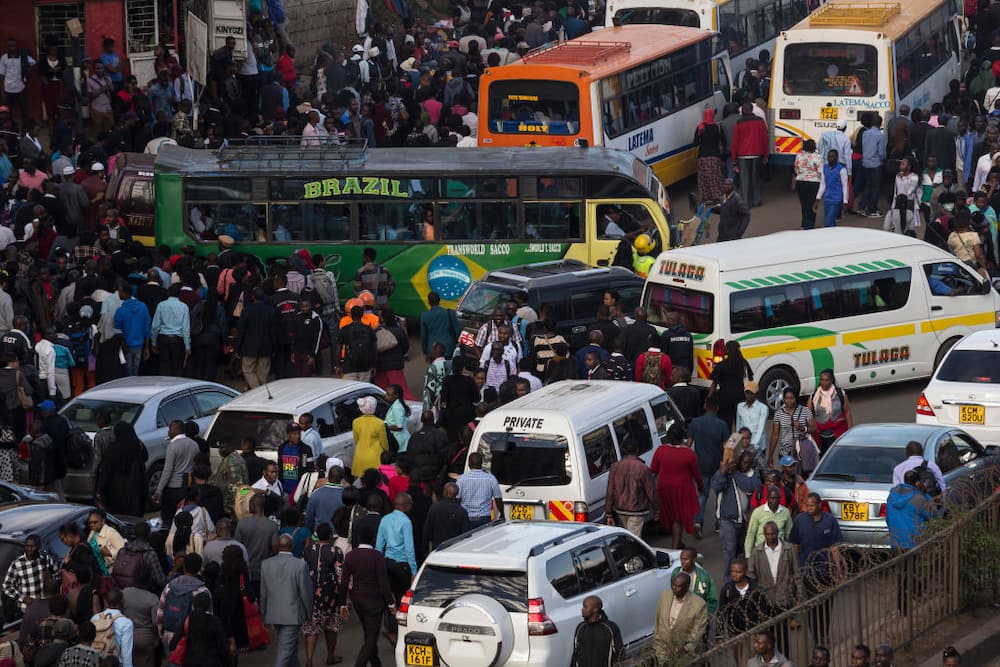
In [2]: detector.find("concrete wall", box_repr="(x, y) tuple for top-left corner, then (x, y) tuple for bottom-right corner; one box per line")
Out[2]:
(283, 0), (358, 82)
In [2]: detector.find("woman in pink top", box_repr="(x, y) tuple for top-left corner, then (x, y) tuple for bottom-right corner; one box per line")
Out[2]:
(16, 158), (47, 193)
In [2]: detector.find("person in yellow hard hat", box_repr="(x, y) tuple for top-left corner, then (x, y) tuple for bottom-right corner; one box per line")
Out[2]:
(632, 233), (657, 278)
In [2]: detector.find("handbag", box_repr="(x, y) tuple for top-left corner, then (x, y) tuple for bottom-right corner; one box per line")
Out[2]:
(795, 435), (820, 474)
(168, 629), (188, 666)
(241, 576), (270, 650)
(375, 327), (399, 353)
(14, 371), (32, 410)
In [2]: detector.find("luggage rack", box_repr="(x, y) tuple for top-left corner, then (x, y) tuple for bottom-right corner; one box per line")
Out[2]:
(809, 1), (901, 26)
(521, 40), (631, 65)
(217, 136), (369, 171)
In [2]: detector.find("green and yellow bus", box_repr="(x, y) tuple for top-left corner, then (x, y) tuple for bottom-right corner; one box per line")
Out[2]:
(154, 143), (673, 316)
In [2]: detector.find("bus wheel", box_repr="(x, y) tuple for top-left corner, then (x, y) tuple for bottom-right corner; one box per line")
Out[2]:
(760, 367), (799, 413)
(934, 337), (961, 371)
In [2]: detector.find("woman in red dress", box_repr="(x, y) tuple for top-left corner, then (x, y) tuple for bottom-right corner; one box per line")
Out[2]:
(650, 422), (704, 549)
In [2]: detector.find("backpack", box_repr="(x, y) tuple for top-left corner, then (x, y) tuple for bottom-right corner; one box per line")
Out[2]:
(309, 269), (340, 315)
(111, 547), (145, 589)
(65, 426), (94, 469)
(66, 326), (92, 365)
(914, 460), (942, 497)
(189, 302), (204, 337)
(91, 611), (121, 656)
(485, 358), (513, 380)
(343, 324), (373, 369)
(162, 583), (197, 634)
(640, 351), (663, 386)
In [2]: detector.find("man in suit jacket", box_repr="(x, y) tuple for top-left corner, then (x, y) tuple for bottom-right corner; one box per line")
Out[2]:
(260, 534), (313, 667)
(653, 572), (708, 664)
(747, 521), (802, 649)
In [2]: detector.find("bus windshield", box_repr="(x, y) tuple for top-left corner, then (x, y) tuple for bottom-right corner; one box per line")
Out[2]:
(645, 283), (714, 333)
(613, 7), (701, 27)
(781, 43), (879, 96)
(487, 80), (581, 135)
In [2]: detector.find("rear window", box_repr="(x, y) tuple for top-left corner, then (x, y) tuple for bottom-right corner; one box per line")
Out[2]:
(205, 410), (292, 451)
(937, 350), (1000, 383)
(479, 432), (571, 487)
(412, 566), (528, 612)
(458, 284), (516, 319)
(613, 7), (701, 26)
(62, 400), (141, 431)
(812, 445), (901, 484)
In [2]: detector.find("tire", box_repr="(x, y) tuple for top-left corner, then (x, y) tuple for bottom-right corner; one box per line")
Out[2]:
(146, 462), (164, 511)
(933, 337), (960, 371)
(759, 366), (800, 412)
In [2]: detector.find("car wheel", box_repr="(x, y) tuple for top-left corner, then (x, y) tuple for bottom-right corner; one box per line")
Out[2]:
(434, 594), (515, 667)
(934, 337), (961, 371)
(146, 462), (164, 511)
(759, 366), (800, 413)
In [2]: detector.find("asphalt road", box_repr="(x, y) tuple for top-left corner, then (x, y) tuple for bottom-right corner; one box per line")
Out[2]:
(234, 170), (927, 666)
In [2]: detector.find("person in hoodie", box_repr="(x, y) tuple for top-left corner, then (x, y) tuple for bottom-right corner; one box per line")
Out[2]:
(570, 595), (623, 667)
(886, 469), (937, 550)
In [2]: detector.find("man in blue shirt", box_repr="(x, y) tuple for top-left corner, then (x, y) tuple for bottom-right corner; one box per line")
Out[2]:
(304, 465), (345, 532)
(376, 492), (417, 643)
(886, 469), (936, 550)
(689, 396), (731, 538)
(151, 285), (190, 375)
(859, 114), (887, 217)
(789, 492), (843, 646)
(419, 291), (460, 361)
(113, 285), (150, 377)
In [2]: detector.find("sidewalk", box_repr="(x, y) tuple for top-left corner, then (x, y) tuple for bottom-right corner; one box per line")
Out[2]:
(893, 604), (1000, 667)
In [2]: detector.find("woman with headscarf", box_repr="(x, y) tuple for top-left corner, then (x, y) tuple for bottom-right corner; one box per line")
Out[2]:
(694, 107), (727, 205)
(211, 544), (250, 654)
(351, 396), (388, 477)
(96, 421), (148, 516)
(94, 286), (125, 384)
(384, 384), (411, 453)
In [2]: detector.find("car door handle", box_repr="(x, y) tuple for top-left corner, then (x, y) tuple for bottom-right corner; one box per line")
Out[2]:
(625, 588), (637, 597)
(931, 305), (943, 311)
(597, 259), (609, 267)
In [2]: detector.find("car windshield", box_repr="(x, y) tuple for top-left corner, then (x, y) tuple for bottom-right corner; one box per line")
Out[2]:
(645, 283), (714, 334)
(458, 283), (515, 319)
(412, 565), (529, 612)
(614, 7), (701, 26)
(936, 350), (1000, 383)
(61, 400), (142, 431)
(479, 432), (571, 486)
(205, 411), (293, 451)
(812, 445), (901, 483)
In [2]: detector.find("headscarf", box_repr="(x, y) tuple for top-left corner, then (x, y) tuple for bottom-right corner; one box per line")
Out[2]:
(697, 107), (716, 133)
(112, 421), (145, 459)
(357, 396), (378, 415)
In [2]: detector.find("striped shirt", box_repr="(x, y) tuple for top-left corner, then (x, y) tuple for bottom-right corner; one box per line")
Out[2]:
(456, 469), (503, 519)
(773, 405), (813, 457)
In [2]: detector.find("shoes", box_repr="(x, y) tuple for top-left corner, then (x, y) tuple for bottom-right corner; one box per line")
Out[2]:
(856, 208), (868, 216)
(694, 523), (702, 540)
(868, 210), (882, 218)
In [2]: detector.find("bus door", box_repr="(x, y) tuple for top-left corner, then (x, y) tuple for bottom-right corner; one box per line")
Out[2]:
(712, 51), (734, 101)
(584, 200), (665, 267)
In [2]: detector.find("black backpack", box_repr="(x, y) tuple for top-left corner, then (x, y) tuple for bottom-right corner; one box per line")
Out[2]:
(914, 460), (942, 497)
(65, 424), (94, 469)
(343, 324), (373, 370)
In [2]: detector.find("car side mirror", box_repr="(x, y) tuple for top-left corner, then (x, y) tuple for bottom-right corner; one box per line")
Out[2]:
(985, 444), (1000, 456)
(655, 550), (673, 568)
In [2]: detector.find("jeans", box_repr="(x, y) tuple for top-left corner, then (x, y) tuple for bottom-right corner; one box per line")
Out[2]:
(352, 597), (385, 667)
(796, 181), (819, 228)
(737, 157), (762, 207)
(822, 200), (842, 227)
(863, 166), (882, 212)
(273, 624), (301, 667)
(124, 347), (143, 377)
(719, 518), (744, 582)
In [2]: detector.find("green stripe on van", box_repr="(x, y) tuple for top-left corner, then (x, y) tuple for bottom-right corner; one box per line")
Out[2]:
(725, 259), (909, 290)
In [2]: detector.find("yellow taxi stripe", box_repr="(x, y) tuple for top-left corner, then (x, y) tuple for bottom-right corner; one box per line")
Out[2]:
(841, 323), (915, 345)
(920, 311), (996, 334)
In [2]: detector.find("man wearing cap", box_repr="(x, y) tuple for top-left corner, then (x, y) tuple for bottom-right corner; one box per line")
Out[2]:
(277, 423), (313, 497)
(80, 162), (107, 227)
(779, 456), (809, 516)
(736, 382), (769, 468)
(57, 165), (89, 236)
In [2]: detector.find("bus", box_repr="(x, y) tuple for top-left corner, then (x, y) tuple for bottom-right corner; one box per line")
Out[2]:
(769, 0), (962, 162)
(605, 0), (821, 71)
(476, 25), (733, 188)
(153, 142), (673, 317)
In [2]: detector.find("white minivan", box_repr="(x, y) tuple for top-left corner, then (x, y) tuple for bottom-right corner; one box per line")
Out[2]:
(643, 228), (1000, 409)
(468, 381), (684, 523)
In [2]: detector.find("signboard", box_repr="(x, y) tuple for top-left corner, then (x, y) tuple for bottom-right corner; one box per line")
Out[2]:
(210, 0), (248, 60)
(185, 12), (209, 85)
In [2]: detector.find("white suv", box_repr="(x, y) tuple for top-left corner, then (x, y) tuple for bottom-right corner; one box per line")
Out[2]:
(395, 521), (680, 667)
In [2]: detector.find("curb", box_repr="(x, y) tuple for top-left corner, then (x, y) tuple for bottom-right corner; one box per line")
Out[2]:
(916, 608), (1000, 667)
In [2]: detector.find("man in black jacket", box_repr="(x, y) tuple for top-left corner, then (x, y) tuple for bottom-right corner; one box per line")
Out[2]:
(421, 483), (469, 557)
(619, 308), (657, 365)
(290, 297), (324, 377)
(406, 411), (450, 484)
(570, 595), (623, 667)
(236, 287), (276, 388)
(659, 310), (694, 373)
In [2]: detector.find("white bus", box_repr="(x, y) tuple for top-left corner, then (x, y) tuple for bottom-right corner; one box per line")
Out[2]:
(605, 0), (822, 71)
(642, 228), (1000, 409)
(769, 0), (963, 163)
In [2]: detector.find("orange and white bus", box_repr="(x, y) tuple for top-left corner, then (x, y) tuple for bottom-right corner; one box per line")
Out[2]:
(477, 25), (733, 187)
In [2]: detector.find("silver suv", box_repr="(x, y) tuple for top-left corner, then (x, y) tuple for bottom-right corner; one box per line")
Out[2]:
(395, 521), (680, 667)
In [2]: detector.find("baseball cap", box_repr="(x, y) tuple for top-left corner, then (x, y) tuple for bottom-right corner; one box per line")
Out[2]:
(38, 400), (57, 411)
(352, 44), (365, 54)
(836, 118), (848, 130)
(80, 305), (94, 319)
(779, 455), (797, 468)
(326, 457), (345, 474)
(91, 162), (105, 172)
(217, 234), (235, 249)
(62, 165), (76, 176)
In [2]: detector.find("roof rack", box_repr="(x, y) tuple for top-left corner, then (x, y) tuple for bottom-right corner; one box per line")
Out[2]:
(809, 1), (901, 26)
(521, 40), (631, 65)
(528, 525), (601, 557)
(217, 136), (369, 171)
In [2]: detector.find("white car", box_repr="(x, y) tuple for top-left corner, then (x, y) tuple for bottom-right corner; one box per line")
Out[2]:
(204, 378), (421, 474)
(395, 521), (680, 667)
(917, 330), (1000, 444)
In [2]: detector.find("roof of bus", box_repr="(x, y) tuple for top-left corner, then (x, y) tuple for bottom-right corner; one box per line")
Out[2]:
(784, 0), (949, 41)
(489, 25), (714, 80)
(655, 228), (929, 272)
(153, 144), (646, 178)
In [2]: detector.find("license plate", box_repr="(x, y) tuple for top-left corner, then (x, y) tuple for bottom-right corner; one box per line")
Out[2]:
(960, 405), (985, 424)
(841, 502), (868, 522)
(406, 644), (434, 666)
(509, 503), (535, 520)
(820, 107), (839, 120)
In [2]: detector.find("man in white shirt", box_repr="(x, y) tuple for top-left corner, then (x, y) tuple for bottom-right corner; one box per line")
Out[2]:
(736, 382), (769, 468)
(478, 324), (521, 370)
(298, 412), (324, 459)
(252, 461), (285, 496)
(516, 358), (543, 392)
(34, 328), (57, 400)
(0, 224), (15, 251)
(892, 440), (946, 491)
(0, 38), (35, 127)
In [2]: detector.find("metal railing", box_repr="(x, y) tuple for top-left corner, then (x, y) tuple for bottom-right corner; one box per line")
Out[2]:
(662, 494), (1000, 666)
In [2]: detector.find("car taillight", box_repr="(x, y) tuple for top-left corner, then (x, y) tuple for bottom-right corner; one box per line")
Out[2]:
(527, 598), (557, 635)
(573, 502), (588, 522)
(821, 500), (831, 513)
(916, 393), (935, 416)
(712, 339), (726, 364)
(779, 108), (801, 119)
(396, 590), (413, 626)
(878, 503), (886, 517)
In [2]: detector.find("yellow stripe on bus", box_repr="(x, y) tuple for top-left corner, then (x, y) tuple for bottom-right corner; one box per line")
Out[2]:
(920, 311), (996, 334)
(841, 323), (916, 345)
(741, 335), (838, 359)
(651, 147), (698, 188)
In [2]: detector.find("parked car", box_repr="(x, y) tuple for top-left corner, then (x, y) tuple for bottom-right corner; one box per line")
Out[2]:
(0, 502), (153, 629)
(204, 378), (421, 476)
(807, 423), (1000, 548)
(916, 330), (1000, 445)
(455, 260), (645, 353)
(0, 481), (56, 506)
(396, 521), (679, 667)
(51, 377), (239, 508)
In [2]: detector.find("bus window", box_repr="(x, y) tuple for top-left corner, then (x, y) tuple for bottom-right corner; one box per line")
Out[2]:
(782, 43), (878, 96)
(645, 284), (714, 334)
(719, 0), (746, 55)
(537, 177), (581, 198)
(271, 203), (350, 241)
(192, 204), (265, 242)
(894, 9), (953, 97)
(524, 202), (582, 239)
(613, 7), (701, 27)
(440, 201), (517, 240)
(358, 202), (419, 240)
(487, 80), (581, 135)
(184, 179), (252, 201)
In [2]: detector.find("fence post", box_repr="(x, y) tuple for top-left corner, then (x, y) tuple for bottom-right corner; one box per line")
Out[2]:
(950, 525), (961, 612)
